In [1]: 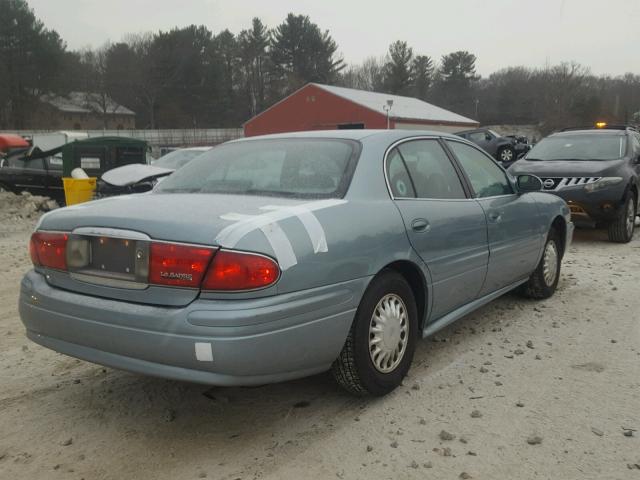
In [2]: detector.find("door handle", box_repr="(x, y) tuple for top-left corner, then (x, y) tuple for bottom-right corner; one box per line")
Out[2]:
(411, 218), (430, 232)
(488, 211), (503, 222)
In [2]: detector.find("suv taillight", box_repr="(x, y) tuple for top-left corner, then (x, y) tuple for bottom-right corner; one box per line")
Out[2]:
(30, 232), (68, 270)
(202, 250), (280, 291)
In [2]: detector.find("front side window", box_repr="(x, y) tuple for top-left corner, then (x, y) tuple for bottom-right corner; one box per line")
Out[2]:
(396, 140), (466, 199)
(7, 157), (44, 170)
(447, 141), (513, 198)
(156, 139), (358, 199)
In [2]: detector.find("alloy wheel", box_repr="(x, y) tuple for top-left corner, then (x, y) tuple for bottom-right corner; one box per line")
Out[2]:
(500, 149), (514, 162)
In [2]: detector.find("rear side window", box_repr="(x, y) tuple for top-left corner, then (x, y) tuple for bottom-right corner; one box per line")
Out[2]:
(396, 140), (466, 199)
(387, 149), (416, 198)
(468, 131), (487, 143)
(447, 141), (513, 198)
(157, 139), (359, 199)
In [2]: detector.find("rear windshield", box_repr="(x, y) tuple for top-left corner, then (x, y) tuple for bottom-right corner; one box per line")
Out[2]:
(156, 138), (360, 198)
(526, 134), (627, 161)
(153, 149), (208, 169)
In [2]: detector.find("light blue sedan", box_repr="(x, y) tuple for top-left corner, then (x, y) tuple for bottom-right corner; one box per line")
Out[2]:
(20, 130), (573, 396)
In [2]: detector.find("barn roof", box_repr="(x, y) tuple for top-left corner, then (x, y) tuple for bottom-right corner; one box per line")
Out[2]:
(312, 83), (477, 125)
(41, 92), (135, 116)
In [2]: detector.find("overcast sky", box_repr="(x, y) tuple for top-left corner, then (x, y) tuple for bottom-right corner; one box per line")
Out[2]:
(28, 0), (640, 77)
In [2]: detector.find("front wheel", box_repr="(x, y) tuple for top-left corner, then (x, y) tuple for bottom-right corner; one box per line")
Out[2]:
(332, 270), (418, 396)
(607, 193), (636, 243)
(521, 229), (561, 299)
(498, 146), (515, 163)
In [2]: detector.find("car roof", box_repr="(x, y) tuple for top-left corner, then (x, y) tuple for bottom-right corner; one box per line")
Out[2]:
(551, 129), (628, 137)
(233, 129), (461, 143)
(455, 128), (486, 134)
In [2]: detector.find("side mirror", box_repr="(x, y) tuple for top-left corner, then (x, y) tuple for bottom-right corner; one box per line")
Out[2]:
(517, 174), (543, 193)
(485, 133), (492, 141)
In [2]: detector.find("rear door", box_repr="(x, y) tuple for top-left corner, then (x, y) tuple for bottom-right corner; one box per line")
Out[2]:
(445, 140), (543, 295)
(387, 138), (489, 320)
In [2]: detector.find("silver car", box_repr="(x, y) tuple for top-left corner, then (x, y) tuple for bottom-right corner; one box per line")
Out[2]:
(20, 130), (573, 396)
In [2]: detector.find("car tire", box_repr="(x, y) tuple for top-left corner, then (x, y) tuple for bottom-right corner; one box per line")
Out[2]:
(521, 228), (561, 299)
(607, 192), (636, 243)
(498, 146), (515, 163)
(332, 270), (418, 396)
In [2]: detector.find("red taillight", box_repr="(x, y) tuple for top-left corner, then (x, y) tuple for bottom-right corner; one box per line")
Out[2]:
(30, 232), (68, 270)
(202, 250), (280, 291)
(149, 242), (215, 288)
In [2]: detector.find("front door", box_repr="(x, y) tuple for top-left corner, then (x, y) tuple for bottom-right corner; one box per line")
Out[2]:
(445, 140), (543, 294)
(6, 156), (49, 196)
(386, 138), (489, 320)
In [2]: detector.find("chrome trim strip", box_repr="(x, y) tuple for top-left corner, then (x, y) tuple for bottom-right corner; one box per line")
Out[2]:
(71, 227), (151, 241)
(383, 135), (515, 201)
(69, 272), (149, 290)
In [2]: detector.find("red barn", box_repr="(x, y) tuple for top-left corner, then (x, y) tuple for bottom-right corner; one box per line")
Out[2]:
(243, 83), (479, 137)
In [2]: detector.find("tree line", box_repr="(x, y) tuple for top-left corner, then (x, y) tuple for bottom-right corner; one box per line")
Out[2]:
(2, 0), (640, 133)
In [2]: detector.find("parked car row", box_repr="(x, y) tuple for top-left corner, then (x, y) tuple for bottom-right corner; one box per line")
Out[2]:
(0, 136), (211, 203)
(15, 123), (640, 397)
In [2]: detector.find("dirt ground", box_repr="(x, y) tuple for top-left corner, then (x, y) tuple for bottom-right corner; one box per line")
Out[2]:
(1, 212), (639, 480)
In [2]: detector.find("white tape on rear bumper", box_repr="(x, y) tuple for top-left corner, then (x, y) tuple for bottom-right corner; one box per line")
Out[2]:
(195, 342), (213, 362)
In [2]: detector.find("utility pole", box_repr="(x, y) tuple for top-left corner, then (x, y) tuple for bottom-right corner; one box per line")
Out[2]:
(383, 99), (394, 129)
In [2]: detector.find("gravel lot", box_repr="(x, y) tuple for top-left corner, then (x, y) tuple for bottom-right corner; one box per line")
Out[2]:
(1, 208), (639, 479)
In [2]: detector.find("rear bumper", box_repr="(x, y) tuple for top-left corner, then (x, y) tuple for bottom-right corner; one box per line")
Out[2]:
(19, 271), (368, 386)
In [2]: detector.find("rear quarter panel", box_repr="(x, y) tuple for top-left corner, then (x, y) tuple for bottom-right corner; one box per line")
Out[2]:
(227, 137), (427, 297)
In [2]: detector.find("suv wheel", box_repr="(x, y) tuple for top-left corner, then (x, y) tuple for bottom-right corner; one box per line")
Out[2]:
(498, 146), (515, 163)
(332, 270), (418, 396)
(521, 228), (561, 299)
(607, 192), (636, 243)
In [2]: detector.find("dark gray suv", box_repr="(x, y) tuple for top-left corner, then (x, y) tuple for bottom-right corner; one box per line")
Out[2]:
(510, 126), (640, 242)
(456, 128), (530, 166)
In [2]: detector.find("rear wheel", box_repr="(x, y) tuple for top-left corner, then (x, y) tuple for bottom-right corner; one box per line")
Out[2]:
(607, 193), (636, 243)
(522, 228), (561, 299)
(332, 270), (418, 396)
